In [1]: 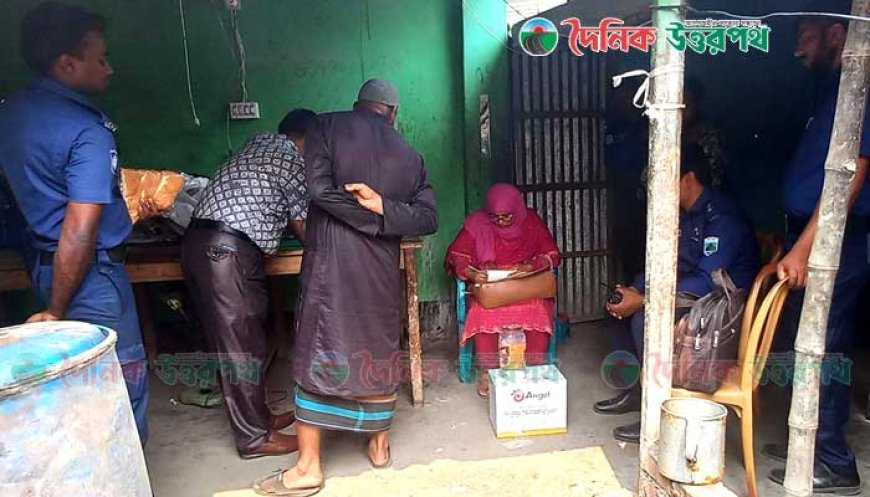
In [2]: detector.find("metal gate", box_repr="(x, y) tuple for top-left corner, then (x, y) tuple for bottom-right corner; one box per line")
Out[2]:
(510, 46), (609, 321)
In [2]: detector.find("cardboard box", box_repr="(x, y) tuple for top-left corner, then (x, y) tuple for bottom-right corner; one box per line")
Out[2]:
(489, 364), (567, 438)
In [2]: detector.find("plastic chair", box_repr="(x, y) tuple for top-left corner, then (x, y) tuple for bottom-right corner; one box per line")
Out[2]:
(671, 263), (790, 497)
(456, 272), (567, 383)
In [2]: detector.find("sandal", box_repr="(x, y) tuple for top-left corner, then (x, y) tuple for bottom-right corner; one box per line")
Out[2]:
(477, 373), (490, 398)
(368, 445), (392, 469)
(253, 470), (324, 497)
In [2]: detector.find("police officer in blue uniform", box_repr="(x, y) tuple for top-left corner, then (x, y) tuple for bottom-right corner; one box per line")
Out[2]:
(593, 144), (760, 443)
(764, 3), (870, 493)
(605, 80), (649, 281)
(0, 4), (149, 443)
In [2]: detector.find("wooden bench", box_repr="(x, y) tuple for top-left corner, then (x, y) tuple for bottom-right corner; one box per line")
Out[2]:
(0, 239), (427, 405)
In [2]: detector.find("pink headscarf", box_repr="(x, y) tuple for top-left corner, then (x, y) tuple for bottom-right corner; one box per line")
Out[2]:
(463, 183), (532, 263)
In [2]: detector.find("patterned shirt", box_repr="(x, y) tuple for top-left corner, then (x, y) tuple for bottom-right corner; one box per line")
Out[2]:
(194, 133), (308, 254)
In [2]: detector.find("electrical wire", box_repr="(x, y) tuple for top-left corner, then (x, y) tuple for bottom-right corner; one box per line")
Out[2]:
(501, 0), (526, 19)
(178, 0), (201, 126)
(686, 7), (870, 24)
(208, 0), (236, 153)
(225, 108), (233, 154)
(462, 0), (527, 55)
(210, 0), (239, 64)
(230, 10), (249, 102)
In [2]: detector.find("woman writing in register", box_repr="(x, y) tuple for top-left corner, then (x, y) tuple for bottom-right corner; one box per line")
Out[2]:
(445, 184), (561, 397)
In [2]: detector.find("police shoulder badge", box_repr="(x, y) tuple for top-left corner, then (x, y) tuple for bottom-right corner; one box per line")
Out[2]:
(110, 149), (119, 175)
(102, 119), (118, 133)
(703, 236), (719, 256)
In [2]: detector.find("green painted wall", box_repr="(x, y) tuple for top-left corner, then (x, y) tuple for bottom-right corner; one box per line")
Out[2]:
(461, 0), (511, 215)
(0, 0), (511, 302)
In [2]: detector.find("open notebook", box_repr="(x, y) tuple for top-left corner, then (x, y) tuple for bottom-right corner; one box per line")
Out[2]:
(486, 270), (515, 282)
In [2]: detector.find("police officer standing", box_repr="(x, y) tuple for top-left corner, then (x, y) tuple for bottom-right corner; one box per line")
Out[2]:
(0, 3), (150, 442)
(593, 144), (760, 444)
(764, 2), (870, 493)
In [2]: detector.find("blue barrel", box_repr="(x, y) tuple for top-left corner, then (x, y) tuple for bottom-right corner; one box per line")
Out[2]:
(0, 321), (151, 496)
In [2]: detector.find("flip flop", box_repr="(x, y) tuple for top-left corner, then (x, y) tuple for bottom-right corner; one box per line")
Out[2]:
(477, 375), (490, 398)
(368, 446), (392, 469)
(253, 470), (324, 497)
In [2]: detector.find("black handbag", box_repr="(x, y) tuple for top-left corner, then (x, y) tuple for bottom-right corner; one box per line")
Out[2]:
(673, 269), (746, 393)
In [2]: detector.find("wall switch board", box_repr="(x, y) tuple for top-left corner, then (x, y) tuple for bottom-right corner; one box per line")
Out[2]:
(229, 102), (260, 120)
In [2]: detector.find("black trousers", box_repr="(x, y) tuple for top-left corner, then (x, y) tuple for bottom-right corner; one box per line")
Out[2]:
(610, 193), (646, 282)
(181, 225), (272, 452)
(774, 231), (870, 474)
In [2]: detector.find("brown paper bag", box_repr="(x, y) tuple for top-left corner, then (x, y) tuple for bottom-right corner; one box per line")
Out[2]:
(121, 169), (185, 223)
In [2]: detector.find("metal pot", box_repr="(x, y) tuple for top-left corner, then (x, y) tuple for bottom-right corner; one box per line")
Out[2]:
(659, 398), (728, 485)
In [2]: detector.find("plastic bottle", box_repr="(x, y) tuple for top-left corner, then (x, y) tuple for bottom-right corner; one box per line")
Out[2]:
(498, 329), (527, 370)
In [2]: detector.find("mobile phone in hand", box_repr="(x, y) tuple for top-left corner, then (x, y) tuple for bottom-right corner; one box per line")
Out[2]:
(600, 282), (623, 305)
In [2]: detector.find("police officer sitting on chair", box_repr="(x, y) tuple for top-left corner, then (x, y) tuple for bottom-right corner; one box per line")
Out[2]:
(593, 144), (760, 444)
(0, 3), (153, 443)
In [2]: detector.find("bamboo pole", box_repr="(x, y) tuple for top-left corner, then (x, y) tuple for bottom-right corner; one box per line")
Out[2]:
(638, 1), (685, 494)
(783, 2), (870, 496)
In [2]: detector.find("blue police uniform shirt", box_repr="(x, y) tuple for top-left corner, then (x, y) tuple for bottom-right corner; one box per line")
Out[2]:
(605, 118), (648, 194)
(0, 77), (131, 252)
(633, 188), (760, 296)
(783, 71), (870, 219)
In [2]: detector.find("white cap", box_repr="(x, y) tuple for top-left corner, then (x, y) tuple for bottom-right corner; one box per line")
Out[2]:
(357, 79), (399, 107)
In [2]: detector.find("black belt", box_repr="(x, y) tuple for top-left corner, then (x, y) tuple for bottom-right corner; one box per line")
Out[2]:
(786, 214), (870, 236)
(189, 218), (256, 247)
(38, 245), (127, 266)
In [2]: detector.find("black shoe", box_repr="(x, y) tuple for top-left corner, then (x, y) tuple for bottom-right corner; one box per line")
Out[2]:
(593, 390), (641, 415)
(761, 443), (787, 463)
(613, 421), (641, 444)
(769, 461), (862, 495)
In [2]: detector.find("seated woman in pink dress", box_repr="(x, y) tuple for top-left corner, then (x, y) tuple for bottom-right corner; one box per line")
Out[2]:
(445, 184), (561, 397)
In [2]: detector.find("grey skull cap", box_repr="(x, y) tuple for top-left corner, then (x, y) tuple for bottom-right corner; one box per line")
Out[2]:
(357, 79), (400, 107)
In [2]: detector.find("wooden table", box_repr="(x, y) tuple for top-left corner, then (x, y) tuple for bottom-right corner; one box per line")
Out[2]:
(0, 239), (427, 406)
